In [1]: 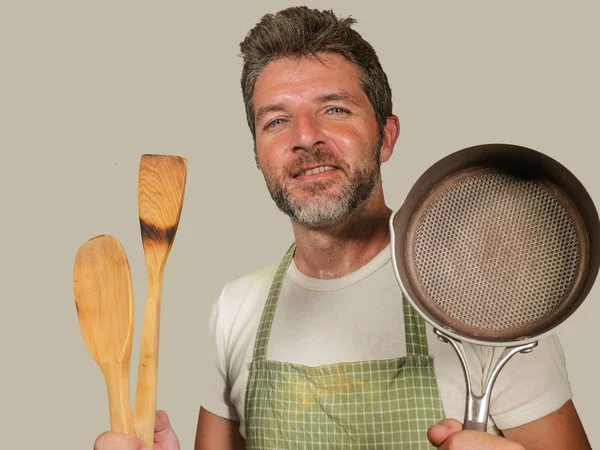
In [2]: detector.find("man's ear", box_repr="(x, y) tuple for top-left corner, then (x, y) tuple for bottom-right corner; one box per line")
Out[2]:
(379, 115), (400, 163)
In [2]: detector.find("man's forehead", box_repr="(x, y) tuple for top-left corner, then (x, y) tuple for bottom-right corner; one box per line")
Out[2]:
(257, 53), (358, 82)
(253, 54), (363, 104)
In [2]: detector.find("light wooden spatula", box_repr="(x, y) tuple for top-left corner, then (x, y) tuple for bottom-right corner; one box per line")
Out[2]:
(134, 155), (187, 448)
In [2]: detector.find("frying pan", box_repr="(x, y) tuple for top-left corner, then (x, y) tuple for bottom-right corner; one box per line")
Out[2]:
(390, 143), (600, 431)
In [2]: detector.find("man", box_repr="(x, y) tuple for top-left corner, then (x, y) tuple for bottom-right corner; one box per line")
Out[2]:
(94, 6), (590, 450)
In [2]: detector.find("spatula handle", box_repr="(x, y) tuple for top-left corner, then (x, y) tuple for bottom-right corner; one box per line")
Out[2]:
(104, 365), (136, 436)
(134, 276), (163, 448)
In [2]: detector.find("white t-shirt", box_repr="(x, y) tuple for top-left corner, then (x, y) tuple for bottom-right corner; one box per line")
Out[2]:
(203, 244), (572, 439)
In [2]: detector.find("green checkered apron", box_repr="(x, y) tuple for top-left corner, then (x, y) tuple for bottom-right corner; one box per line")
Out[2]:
(244, 244), (446, 449)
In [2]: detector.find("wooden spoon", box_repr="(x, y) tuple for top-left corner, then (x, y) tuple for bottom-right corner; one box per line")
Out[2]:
(73, 234), (136, 436)
(134, 154), (187, 448)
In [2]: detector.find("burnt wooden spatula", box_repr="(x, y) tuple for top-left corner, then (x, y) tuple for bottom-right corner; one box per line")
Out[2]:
(73, 234), (136, 436)
(134, 155), (187, 448)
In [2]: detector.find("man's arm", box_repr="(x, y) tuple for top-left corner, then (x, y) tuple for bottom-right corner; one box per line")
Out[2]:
(195, 407), (246, 450)
(501, 400), (590, 450)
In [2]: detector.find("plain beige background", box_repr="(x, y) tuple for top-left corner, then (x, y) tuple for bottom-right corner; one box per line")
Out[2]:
(1, 1), (598, 448)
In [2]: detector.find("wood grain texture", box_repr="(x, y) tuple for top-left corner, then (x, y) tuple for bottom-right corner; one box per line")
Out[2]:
(73, 235), (135, 436)
(135, 154), (187, 448)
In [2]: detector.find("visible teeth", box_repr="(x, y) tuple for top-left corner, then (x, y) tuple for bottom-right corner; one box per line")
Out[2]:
(301, 166), (335, 176)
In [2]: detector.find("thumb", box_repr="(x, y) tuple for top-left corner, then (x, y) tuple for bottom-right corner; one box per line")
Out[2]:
(153, 410), (180, 449)
(427, 418), (463, 447)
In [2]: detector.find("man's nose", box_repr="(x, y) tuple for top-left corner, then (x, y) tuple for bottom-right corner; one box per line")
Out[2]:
(291, 114), (325, 151)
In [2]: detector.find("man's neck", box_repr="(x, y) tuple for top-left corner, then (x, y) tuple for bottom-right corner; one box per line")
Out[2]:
(291, 195), (392, 279)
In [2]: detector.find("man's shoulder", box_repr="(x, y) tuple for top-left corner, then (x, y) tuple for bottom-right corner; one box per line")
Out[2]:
(225, 264), (277, 292)
(221, 264), (277, 309)
(210, 263), (279, 335)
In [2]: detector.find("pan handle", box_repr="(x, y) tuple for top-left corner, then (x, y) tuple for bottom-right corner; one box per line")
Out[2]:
(433, 329), (538, 432)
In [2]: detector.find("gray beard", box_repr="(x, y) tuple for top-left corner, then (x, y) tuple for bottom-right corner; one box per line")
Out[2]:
(268, 162), (381, 228)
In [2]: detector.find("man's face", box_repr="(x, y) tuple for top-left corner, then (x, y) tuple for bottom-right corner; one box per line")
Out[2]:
(252, 53), (386, 227)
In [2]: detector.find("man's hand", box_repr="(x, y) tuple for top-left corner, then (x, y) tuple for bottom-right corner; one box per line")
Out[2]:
(427, 419), (525, 450)
(94, 410), (180, 450)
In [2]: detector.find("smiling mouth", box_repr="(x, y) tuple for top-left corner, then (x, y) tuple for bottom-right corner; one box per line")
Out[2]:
(295, 165), (338, 177)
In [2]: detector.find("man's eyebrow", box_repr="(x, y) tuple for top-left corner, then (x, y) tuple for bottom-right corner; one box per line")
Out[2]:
(255, 104), (286, 125)
(317, 92), (361, 106)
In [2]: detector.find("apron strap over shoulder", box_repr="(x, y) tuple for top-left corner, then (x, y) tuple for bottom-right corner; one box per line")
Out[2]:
(403, 295), (431, 356)
(251, 243), (296, 362)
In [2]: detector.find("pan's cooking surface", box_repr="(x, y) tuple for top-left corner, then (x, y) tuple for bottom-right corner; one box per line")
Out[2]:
(407, 167), (584, 332)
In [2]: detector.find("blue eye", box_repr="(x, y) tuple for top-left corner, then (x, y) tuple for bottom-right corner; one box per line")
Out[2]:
(265, 118), (285, 130)
(328, 107), (347, 115)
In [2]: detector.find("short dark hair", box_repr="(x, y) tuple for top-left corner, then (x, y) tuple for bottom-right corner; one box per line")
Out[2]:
(239, 6), (393, 147)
